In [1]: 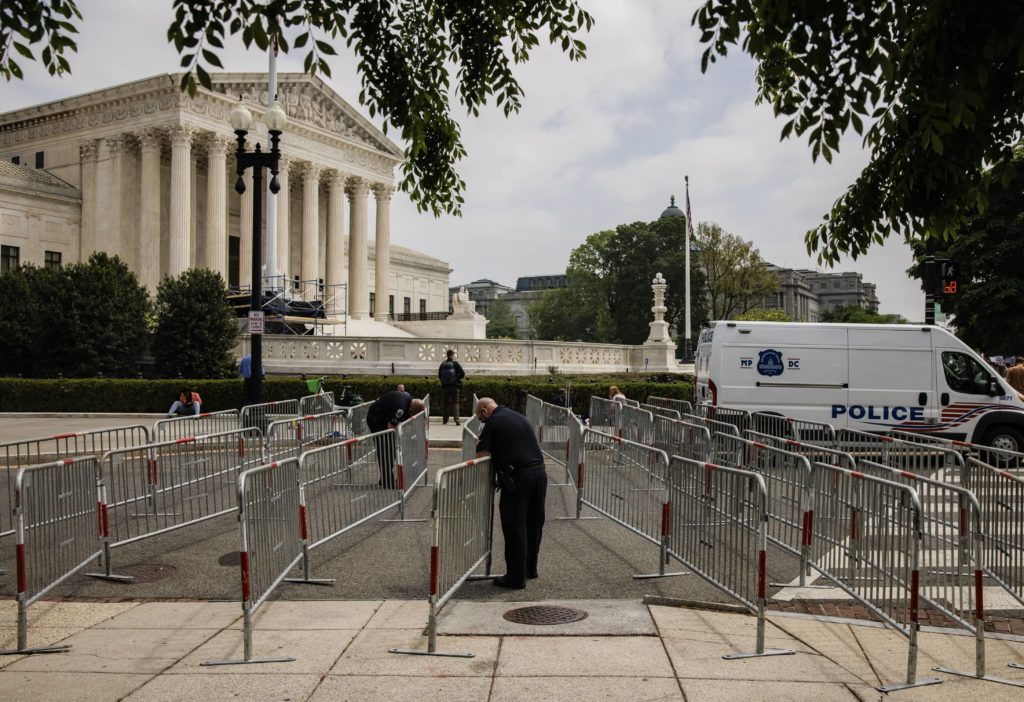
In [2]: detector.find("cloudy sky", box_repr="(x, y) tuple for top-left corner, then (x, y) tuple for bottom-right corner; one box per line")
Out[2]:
(6, 0), (923, 320)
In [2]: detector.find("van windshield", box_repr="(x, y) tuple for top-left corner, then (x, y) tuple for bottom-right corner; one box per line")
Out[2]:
(941, 352), (992, 395)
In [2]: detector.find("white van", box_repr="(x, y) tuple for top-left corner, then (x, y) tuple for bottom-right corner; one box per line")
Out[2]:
(693, 321), (1024, 451)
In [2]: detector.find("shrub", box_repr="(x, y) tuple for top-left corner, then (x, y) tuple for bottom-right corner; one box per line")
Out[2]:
(152, 269), (239, 378)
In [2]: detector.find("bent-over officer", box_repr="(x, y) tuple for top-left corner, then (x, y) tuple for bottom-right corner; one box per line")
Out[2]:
(366, 390), (425, 489)
(474, 397), (547, 589)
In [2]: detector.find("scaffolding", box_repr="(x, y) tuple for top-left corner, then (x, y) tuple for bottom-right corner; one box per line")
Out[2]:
(227, 275), (347, 336)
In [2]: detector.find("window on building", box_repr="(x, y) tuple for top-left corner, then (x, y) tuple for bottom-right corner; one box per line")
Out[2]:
(1, 245), (20, 273)
(403, 296), (411, 314)
(228, 236), (240, 288)
(34, 151), (44, 169)
(10, 156), (19, 165)
(369, 292), (376, 316)
(419, 299), (426, 316)
(44, 250), (62, 270)
(389, 295), (395, 315)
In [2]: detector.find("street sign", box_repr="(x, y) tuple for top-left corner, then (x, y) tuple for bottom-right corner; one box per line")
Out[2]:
(248, 310), (264, 334)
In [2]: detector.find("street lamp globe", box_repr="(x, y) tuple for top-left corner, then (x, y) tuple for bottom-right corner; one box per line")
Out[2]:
(264, 98), (288, 132)
(229, 97), (254, 132)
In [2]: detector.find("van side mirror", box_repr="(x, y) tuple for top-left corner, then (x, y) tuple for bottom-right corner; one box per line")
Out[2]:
(988, 378), (1001, 397)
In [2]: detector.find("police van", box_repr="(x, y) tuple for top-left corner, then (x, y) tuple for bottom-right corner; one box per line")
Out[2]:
(693, 321), (1024, 451)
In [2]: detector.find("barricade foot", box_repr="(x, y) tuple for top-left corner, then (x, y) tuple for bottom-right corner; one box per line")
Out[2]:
(283, 576), (335, 586)
(553, 516), (601, 521)
(876, 676), (942, 693)
(633, 571), (688, 580)
(1010, 663), (1024, 670)
(388, 647), (474, 658)
(0, 643), (71, 656)
(380, 517), (429, 523)
(200, 656), (296, 666)
(934, 667), (1024, 687)
(84, 572), (134, 583)
(723, 648), (796, 660)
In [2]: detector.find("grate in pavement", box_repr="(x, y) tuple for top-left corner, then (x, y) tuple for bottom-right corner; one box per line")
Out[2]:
(503, 605), (588, 626)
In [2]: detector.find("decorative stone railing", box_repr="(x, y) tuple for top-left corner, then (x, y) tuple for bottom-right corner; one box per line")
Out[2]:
(245, 335), (678, 376)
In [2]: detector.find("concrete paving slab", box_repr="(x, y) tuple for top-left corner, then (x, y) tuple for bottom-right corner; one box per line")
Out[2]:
(650, 604), (766, 637)
(490, 676), (684, 701)
(171, 628), (357, 675)
(364, 599), (430, 629)
(1, 600), (139, 630)
(329, 628), (498, 677)
(227, 599), (380, 631)
(438, 599), (656, 636)
(5, 627), (217, 674)
(94, 601), (241, 630)
(310, 674), (493, 701)
(678, 679), (861, 701)
(662, 631), (861, 684)
(496, 636), (674, 677)
(125, 672), (322, 701)
(0, 670), (153, 701)
(767, 617), (881, 685)
(0, 626), (83, 668)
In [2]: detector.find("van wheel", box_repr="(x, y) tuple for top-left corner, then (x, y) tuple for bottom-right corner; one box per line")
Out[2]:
(983, 426), (1024, 453)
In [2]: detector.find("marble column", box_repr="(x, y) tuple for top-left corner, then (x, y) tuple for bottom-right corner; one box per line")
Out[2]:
(138, 129), (162, 291)
(168, 126), (193, 276)
(275, 156), (292, 286)
(79, 140), (99, 261)
(300, 162), (322, 299)
(204, 135), (228, 279)
(346, 176), (369, 320)
(372, 183), (394, 322)
(325, 170), (346, 307)
(239, 169), (253, 286)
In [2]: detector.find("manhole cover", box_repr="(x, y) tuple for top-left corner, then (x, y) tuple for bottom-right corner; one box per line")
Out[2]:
(118, 563), (176, 583)
(218, 551), (240, 566)
(503, 605), (588, 626)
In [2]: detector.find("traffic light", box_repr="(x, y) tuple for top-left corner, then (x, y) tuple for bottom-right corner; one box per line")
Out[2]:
(939, 260), (959, 298)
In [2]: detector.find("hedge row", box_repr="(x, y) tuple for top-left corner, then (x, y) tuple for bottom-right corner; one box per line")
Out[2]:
(0, 376), (693, 415)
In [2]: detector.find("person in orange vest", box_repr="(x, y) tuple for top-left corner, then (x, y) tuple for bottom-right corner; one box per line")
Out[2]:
(167, 388), (202, 418)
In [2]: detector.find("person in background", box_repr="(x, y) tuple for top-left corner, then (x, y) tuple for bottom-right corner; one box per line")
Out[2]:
(438, 349), (466, 424)
(475, 397), (547, 590)
(167, 388), (202, 418)
(1007, 357), (1024, 395)
(397, 383), (407, 393)
(239, 354), (265, 406)
(550, 388), (570, 408)
(366, 390), (425, 488)
(608, 385), (627, 404)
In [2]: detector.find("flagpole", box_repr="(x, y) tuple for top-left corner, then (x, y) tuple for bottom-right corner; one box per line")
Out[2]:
(265, 33), (279, 289)
(684, 175), (693, 361)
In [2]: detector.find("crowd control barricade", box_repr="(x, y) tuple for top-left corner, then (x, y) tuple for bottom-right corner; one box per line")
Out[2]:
(889, 430), (1024, 471)
(691, 405), (751, 435)
(0, 458), (129, 657)
(153, 410), (241, 441)
(653, 416), (712, 463)
(836, 428), (962, 476)
(201, 458), (302, 666)
(646, 396), (692, 417)
(290, 430), (403, 582)
(714, 434), (815, 587)
(640, 402), (680, 421)
(265, 410), (346, 461)
(620, 405), (655, 445)
(744, 431), (856, 472)
(589, 396), (622, 436)
(967, 458), (1024, 619)
(664, 456), (794, 659)
(855, 460), (1023, 687)
(526, 394), (543, 433)
(540, 402), (573, 477)
(750, 413), (836, 448)
(577, 429), (683, 579)
(0, 424), (151, 540)
(345, 400), (373, 437)
(384, 412), (430, 522)
(298, 391), (334, 417)
(683, 413), (740, 464)
(461, 417), (481, 462)
(805, 462), (942, 692)
(390, 457), (494, 658)
(624, 398), (640, 408)
(240, 399), (301, 434)
(96, 428), (266, 576)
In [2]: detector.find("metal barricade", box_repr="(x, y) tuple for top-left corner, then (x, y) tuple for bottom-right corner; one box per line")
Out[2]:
(836, 428), (962, 476)
(750, 412), (836, 448)
(390, 411), (430, 521)
(153, 410), (241, 441)
(390, 457), (494, 657)
(525, 394), (543, 433)
(0, 458), (129, 656)
(577, 429), (681, 578)
(665, 456), (794, 659)
(461, 417), (481, 462)
(683, 413), (739, 464)
(653, 416), (711, 463)
(201, 458), (302, 666)
(968, 457), (1024, 612)
(346, 400), (373, 437)
(646, 395), (693, 416)
(588, 396), (622, 436)
(298, 391), (335, 417)
(889, 430), (1024, 471)
(624, 398), (640, 408)
(291, 430), (403, 582)
(240, 398), (300, 434)
(854, 460), (1022, 687)
(640, 402), (680, 420)
(715, 434), (814, 586)
(692, 405), (751, 435)
(0, 424), (151, 539)
(265, 410), (346, 461)
(744, 430), (855, 472)
(540, 402), (572, 469)
(620, 405), (654, 445)
(806, 462), (941, 692)
(566, 412), (585, 490)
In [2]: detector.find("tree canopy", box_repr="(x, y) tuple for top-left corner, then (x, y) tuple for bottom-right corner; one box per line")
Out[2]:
(152, 268), (239, 378)
(1, 0), (593, 219)
(820, 305), (907, 325)
(695, 1), (1024, 263)
(695, 222), (778, 320)
(485, 297), (519, 339)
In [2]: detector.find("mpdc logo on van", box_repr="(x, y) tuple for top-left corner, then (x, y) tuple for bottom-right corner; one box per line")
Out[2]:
(756, 349), (785, 377)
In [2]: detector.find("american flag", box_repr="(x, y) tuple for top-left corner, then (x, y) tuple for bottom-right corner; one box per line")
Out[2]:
(685, 176), (694, 237)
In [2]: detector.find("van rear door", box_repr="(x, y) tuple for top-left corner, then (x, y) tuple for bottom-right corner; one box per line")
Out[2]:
(846, 327), (937, 433)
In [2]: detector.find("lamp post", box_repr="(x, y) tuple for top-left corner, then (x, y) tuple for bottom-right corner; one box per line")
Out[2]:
(659, 195), (691, 360)
(230, 96), (287, 404)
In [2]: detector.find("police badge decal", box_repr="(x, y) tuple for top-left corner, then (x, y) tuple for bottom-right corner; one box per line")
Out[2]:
(756, 349), (785, 377)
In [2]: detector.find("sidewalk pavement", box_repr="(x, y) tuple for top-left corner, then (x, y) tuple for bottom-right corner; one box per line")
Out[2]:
(2, 598), (1024, 701)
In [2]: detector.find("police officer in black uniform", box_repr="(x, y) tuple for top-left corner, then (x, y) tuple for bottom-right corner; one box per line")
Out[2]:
(366, 390), (424, 489)
(474, 397), (547, 589)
